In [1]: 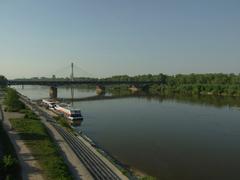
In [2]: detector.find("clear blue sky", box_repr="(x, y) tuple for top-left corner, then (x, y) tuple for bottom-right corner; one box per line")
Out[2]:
(0, 0), (240, 79)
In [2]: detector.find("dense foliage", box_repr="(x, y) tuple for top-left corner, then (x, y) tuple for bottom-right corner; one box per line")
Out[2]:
(103, 73), (240, 96)
(103, 73), (240, 84)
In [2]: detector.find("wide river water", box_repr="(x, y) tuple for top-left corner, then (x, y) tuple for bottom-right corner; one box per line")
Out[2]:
(14, 85), (240, 180)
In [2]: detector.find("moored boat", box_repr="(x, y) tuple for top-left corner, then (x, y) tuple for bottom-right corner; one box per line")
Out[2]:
(41, 99), (83, 126)
(55, 104), (83, 121)
(42, 99), (57, 109)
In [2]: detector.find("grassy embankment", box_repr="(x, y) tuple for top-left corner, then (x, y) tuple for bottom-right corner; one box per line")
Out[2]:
(4, 88), (73, 180)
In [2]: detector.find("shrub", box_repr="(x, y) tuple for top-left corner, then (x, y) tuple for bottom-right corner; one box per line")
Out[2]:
(4, 88), (25, 112)
(0, 155), (18, 178)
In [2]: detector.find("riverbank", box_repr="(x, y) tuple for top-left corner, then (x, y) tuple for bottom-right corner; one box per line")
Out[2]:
(22, 97), (94, 179)
(2, 88), (73, 180)
(19, 92), (130, 179)
(35, 96), (152, 179)
(77, 130), (152, 179)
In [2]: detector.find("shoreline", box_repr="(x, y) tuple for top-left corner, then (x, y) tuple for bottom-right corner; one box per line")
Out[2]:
(19, 92), (131, 179)
(78, 130), (148, 178)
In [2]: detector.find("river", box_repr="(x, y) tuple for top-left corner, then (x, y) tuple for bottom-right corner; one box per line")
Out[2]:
(14, 85), (240, 180)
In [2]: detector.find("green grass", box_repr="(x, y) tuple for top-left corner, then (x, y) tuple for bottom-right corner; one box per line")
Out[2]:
(54, 116), (71, 129)
(54, 116), (74, 133)
(10, 110), (73, 180)
(140, 176), (157, 180)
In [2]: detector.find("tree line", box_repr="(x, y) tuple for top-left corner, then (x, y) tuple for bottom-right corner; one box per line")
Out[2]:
(103, 73), (240, 84)
(104, 73), (240, 96)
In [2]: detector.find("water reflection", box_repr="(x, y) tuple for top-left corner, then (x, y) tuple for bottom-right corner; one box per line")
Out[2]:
(139, 94), (240, 108)
(13, 85), (96, 100)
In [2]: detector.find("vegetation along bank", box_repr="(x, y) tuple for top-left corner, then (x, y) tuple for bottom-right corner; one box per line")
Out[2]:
(3, 88), (73, 180)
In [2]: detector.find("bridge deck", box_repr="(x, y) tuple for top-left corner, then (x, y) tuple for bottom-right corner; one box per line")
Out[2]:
(8, 80), (163, 86)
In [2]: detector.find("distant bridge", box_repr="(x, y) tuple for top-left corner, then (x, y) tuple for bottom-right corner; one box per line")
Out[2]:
(8, 79), (162, 86)
(7, 63), (163, 99)
(7, 62), (163, 86)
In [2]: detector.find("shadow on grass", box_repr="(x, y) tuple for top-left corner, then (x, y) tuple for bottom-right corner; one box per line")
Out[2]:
(18, 132), (47, 141)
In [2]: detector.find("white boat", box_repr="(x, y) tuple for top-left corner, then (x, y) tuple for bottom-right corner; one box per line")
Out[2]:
(55, 104), (83, 121)
(42, 99), (57, 109)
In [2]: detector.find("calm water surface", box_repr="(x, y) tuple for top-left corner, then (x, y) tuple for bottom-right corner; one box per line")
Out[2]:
(14, 86), (240, 180)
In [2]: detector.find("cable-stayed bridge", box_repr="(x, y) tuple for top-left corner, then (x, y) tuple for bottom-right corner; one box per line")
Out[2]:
(7, 63), (163, 98)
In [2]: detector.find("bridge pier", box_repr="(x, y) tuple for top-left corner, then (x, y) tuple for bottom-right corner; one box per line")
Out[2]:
(49, 86), (58, 99)
(96, 85), (105, 95)
(129, 85), (139, 92)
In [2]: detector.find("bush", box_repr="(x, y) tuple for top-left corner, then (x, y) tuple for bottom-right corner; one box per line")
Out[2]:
(4, 88), (25, 112)
(24, 110), (39, 120)
(0, 155), (19, 179)
(0, 155), (18, 172)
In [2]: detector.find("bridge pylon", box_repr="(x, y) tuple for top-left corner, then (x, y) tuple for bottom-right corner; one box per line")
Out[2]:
(71, 62), (74, 81)
(49, 86), (58, 99)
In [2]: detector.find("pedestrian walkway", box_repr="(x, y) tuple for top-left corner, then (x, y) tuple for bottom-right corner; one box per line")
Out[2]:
(2, 109), (44, 180)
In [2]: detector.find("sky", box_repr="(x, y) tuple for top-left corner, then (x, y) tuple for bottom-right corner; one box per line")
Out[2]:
(0, 0), (240, 79)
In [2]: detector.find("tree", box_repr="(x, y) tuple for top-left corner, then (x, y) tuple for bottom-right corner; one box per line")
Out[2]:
(0, 75), (7, 87)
